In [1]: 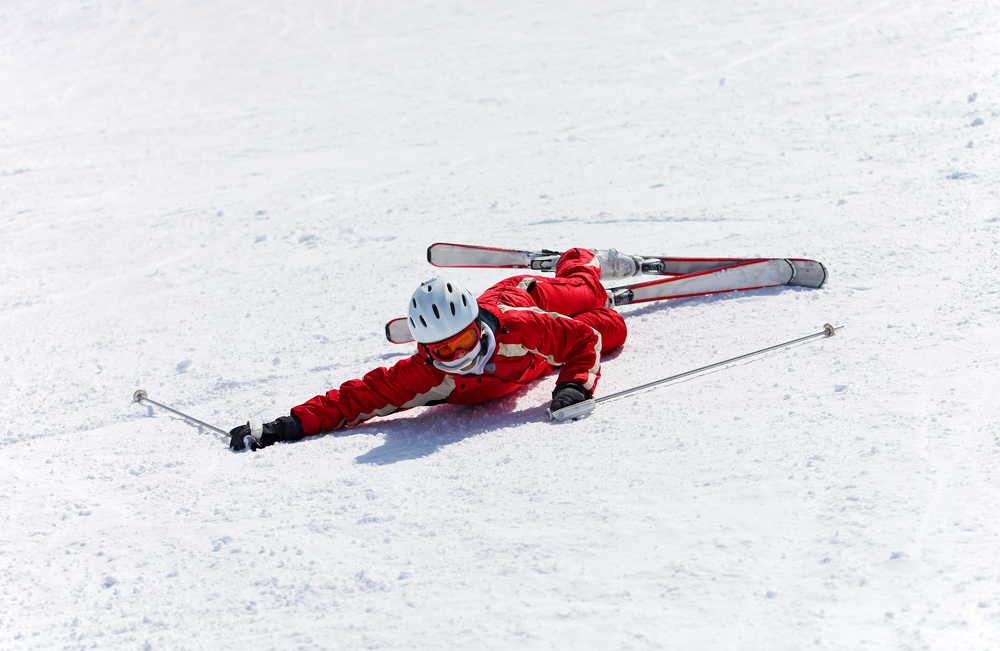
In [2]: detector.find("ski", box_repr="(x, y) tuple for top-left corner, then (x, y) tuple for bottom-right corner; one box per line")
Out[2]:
(385, 243), (829, 344)
(385, 317), (414, 346)
(605, 257), (826, 307)
(427, 242), (827, 281)
(428, 242), (565, 271)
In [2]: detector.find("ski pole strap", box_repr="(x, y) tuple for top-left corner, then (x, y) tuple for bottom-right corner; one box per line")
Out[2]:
(547, 324), (843, 422)
(547, 399), (598, 421)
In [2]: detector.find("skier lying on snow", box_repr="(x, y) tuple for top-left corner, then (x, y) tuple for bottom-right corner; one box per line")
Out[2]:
(229, 247), (643, 450)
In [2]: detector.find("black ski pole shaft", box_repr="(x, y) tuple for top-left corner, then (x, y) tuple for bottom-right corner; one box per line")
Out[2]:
(132, 389), (229, 436)
(547, 323), (843, 421)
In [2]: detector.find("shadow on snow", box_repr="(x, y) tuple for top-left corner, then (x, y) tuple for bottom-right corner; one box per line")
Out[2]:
(345, 388), (550, 466)
(284, 284), (808, 463)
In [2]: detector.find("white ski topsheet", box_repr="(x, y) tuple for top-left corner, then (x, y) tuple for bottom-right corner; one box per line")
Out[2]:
(428, 243), (534, 268)
(429, 242), (749, 273)
(629, 259), (794, 302)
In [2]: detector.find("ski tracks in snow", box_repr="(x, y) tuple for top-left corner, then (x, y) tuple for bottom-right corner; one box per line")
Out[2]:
(3, 0), (1000, 649)
(630, 0), (908, 84)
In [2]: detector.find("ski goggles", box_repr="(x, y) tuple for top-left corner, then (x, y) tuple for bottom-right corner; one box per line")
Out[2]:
(419, 321), (482, 363)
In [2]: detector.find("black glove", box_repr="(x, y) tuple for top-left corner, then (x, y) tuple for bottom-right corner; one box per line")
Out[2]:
(229, 415), (304, 451)
(550, 382), (591, 412)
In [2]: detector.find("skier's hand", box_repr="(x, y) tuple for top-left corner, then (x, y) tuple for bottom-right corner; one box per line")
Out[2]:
(550, 382), (590, 412)
(229, 420), (264, 451)
(229, 416), (304, 451)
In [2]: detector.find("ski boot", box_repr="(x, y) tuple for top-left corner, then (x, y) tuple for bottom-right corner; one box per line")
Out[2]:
(593, 249), (645, 280)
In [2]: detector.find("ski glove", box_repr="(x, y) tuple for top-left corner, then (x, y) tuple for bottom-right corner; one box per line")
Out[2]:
(229, 415), (304, 451)
(550, 382), (591, 412)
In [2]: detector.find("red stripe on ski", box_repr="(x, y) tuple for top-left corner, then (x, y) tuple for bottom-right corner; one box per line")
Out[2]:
(624, 258), (775, 288)
(624, 284), (781, 304)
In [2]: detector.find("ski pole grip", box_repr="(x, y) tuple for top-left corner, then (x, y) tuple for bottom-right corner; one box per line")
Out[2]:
(546, 399), (597, 422)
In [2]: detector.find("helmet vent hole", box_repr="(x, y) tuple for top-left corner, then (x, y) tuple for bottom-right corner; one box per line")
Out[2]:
(447, 283), (453, 292)
(462, 295), (467, 307)
(409, 317), (415, 328)
(450, 302), (456, 315)
(419, 315), (427, 327)
(432, 305), (440, 319)
(412, 298), (416, 308)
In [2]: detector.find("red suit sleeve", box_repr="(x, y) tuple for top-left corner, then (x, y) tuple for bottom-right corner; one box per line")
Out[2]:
(498, 306), (603, 393)
(291, 356), (455, 435)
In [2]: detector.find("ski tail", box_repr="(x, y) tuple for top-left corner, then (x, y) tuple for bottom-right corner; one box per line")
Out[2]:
(786, 259), (828, 289)
(386, 317), (415, 344)
(428, 243), (562, 271)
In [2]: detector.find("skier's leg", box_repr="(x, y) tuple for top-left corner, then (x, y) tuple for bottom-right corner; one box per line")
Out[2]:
(573, 307), (627, 353)
(553, 246), (602, 279)
(528, 248), (607, 316)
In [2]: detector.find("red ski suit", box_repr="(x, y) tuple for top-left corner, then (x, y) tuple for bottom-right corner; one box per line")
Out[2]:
(291, 248), (627, 435)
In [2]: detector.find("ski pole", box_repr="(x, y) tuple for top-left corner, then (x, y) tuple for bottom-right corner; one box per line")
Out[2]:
(132, 389), (229, 436)
(547, 323), (843, 422)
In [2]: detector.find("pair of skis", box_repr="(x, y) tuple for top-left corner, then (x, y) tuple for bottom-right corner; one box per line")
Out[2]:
(385, 243), (828, 344)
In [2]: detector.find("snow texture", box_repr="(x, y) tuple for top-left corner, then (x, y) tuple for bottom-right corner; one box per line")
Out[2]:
(2, 1), (999, 649)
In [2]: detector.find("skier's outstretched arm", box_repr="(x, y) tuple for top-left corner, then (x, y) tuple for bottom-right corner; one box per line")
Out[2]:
(230, 355), (452, 450)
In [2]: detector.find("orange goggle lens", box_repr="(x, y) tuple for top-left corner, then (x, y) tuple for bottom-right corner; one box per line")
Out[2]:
(422, 323), (481, 362)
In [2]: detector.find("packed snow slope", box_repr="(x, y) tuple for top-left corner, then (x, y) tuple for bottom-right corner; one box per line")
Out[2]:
(2, 1), (998, 649)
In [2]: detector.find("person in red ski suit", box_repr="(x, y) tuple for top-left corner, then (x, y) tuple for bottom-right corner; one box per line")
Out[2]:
(229, 247), (632, 450)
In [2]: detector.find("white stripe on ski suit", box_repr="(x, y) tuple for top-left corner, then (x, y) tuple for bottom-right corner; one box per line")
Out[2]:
(345, 374), (457, 427)
(348, 299), (603, 427)
(496, 304), (602, 392)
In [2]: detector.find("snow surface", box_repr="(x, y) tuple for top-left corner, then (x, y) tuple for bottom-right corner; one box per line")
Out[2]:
(2, 1), (999, 649)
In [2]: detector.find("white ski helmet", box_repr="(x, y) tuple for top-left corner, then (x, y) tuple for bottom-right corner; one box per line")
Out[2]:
(407, 278), (479, 343)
